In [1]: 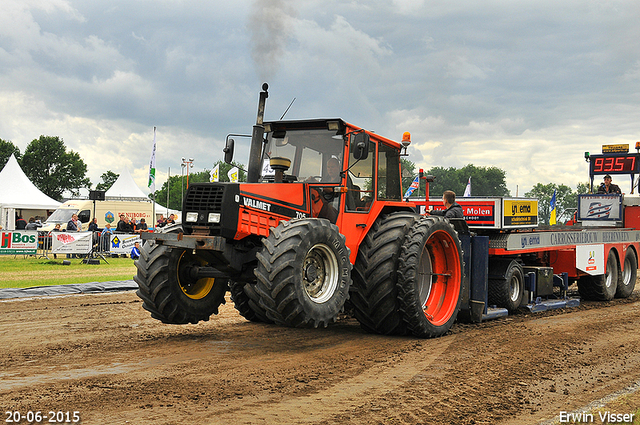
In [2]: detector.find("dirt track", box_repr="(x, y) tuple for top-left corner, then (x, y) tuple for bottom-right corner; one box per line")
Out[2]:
(1, 286), (639, 425)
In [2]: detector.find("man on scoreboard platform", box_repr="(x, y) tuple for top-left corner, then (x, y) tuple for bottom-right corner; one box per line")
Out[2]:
(597, 174), (622, 194)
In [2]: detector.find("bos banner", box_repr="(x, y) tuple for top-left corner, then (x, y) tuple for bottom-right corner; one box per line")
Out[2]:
(109, 234), (141, 255)
(0, 231), (38, 255)
(52, 232), (92, 254)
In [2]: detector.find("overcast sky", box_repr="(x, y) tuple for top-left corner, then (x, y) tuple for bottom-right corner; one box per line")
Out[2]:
(1, 0), (640, 197)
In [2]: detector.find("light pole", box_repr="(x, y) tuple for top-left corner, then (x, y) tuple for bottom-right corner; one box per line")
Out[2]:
(181, 157), (194, 208)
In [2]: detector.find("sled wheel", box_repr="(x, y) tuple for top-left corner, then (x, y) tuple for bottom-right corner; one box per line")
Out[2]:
(488, 259), (525, 312)
(134, 238), (228, 324)
(351, 212), (420, 335)
(254, 218), (351, 328)
(578, 249), (618, 301)
(616, 248), (637, 298)
(229, 280), (273, 323)
(397, 216), (463, 338)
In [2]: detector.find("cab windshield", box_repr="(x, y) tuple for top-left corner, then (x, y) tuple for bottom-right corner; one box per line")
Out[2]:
(261, 129), (344, 182)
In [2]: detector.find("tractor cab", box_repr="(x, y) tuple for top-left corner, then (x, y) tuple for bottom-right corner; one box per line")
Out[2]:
(259, 119), (406, 224)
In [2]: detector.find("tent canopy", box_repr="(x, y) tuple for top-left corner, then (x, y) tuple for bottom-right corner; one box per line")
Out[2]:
(0, 154), (61, 210)
(105, 168), (150, 201)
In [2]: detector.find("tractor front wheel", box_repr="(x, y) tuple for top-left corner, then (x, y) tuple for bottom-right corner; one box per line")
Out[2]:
(254, 218), (351, 328)
(134, 240), (228, 324)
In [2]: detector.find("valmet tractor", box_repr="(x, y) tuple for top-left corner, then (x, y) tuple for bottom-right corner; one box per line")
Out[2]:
(134, 84), (465, 338)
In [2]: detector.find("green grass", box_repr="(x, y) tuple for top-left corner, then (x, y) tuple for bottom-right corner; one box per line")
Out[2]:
(0, 256), (137, 289)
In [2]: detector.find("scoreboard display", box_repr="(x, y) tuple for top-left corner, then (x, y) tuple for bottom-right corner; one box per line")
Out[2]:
(589, 153), (640, 175)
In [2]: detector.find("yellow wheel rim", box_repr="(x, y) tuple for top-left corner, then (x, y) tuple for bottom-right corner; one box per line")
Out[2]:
(177, 251), (215, 300)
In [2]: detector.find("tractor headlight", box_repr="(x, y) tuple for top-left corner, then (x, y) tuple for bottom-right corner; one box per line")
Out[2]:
(208, 213), (221, 223)
(186, 212), (198, 222)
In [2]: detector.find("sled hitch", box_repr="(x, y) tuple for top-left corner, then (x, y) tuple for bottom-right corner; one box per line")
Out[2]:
(142, 232), (226, 251)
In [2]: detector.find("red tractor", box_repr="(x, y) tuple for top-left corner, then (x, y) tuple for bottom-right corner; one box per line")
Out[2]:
(135, 84), (464, 338)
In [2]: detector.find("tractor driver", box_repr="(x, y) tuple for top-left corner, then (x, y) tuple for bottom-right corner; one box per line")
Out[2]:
(597, 174), (621, 194)
(323, 157), (342, 183)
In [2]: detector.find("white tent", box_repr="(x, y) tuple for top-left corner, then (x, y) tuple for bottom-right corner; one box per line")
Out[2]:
(105, 168), (150, 200)
(0, 154), (61, 229)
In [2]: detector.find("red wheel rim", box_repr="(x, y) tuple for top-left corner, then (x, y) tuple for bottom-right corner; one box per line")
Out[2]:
(418, 229), (462, 326)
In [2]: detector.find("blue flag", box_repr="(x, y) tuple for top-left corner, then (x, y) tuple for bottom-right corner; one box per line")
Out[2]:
(549, 189), (557, 225)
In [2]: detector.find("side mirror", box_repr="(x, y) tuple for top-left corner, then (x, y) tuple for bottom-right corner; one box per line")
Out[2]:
(224, 138), (235, 164)
(351, 132), (370, 160)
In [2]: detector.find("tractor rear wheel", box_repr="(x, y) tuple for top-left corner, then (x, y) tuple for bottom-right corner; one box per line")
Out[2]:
(134, 237), (228, 324)
(615, 248), (637, 298)
(254, 218), (351, 328)
(578, 249), (618, 301)
(229, 280), (272, 323)
(351, 212), (420, 335)
(397, 216), (463, 338)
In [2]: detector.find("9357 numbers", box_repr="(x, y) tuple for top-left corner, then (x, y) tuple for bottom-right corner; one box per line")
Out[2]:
(5, 411), (80, 423)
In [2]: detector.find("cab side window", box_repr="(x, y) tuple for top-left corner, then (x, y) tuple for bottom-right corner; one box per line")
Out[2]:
(377, 143), (402, 201)
(346, 141), (375, 212)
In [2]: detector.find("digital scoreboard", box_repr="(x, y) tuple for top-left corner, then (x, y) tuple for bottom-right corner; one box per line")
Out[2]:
(589, 153), (640, 175)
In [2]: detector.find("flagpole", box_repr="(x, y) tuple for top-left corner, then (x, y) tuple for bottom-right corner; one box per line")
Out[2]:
(148, 126), (157, 229)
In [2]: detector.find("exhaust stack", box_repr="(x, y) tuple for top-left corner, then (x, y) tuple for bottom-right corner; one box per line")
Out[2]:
(247, 83), (269, 183)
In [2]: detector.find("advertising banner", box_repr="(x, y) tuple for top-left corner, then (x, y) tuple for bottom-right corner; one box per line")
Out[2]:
(576, 244), (605, 275)
(0, 231), (38, 255)
(430, 200), (498, 227)
(503, 199), (538, 227)
(109, 234), (141, 255)
(51, 232), (93, 254)
(578, 194), (622, 222)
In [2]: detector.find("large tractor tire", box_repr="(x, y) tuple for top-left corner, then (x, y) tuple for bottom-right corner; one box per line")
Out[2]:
(351, 212), (420, 335)
(578, 249), (618, 301)
(229, 280), (272, 323)
(254, 218), (351, 328)
(134, 235), (228, 324)
(488, 259), (525, 312)
(616, 248), (637, 298)
(397, 216), (464, 338)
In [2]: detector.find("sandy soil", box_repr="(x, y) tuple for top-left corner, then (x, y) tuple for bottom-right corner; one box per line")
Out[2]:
(1, 286), (639, 425)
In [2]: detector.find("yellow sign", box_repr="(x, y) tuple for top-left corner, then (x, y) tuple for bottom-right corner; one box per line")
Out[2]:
(602, 144), (629, 153)
(503, 199), (538, 227)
